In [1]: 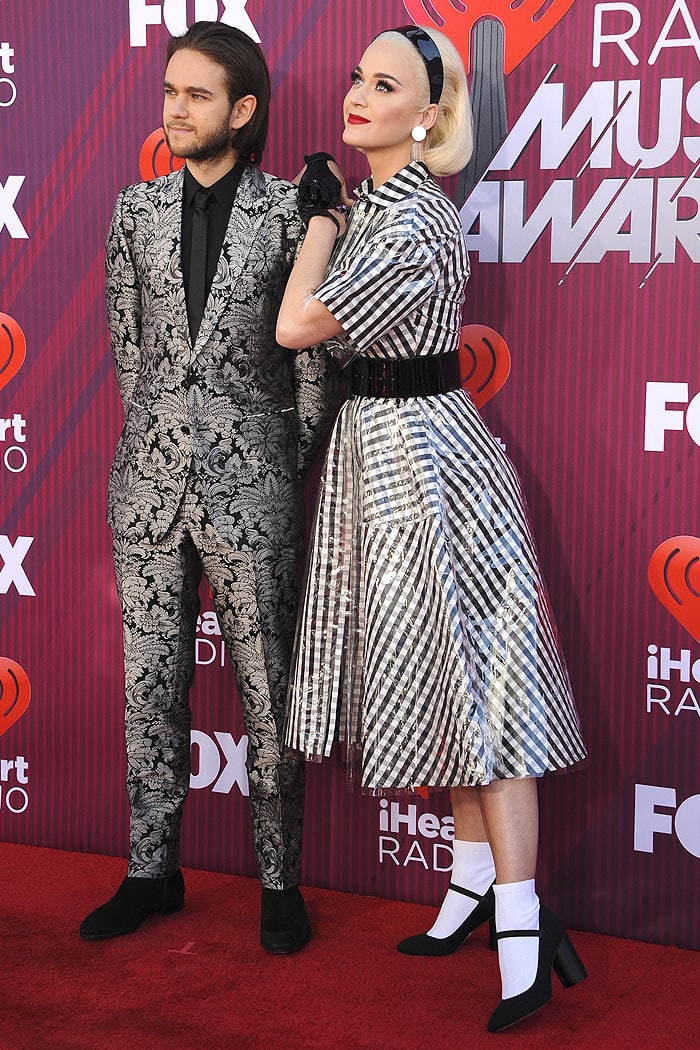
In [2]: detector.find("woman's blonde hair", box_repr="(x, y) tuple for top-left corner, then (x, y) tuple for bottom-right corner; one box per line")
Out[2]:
(378, 27), (473, 177)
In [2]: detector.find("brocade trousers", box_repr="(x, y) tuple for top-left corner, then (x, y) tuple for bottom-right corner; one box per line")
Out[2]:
(112, 475), (304, 890)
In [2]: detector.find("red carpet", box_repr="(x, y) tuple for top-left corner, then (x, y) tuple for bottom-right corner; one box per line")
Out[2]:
(0, 842), (697, 1050)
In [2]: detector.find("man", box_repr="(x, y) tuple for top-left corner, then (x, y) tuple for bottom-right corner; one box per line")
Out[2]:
(80, 21), (341, 954)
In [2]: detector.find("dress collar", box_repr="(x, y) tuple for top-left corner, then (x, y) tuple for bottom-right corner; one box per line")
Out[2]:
(354, 162), (431, 207)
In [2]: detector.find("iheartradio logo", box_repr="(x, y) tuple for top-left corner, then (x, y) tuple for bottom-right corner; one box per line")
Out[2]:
(139, 129), (185, 182)
(404, 1), (577, 198)
(459, 323), (511, 408)
(0, 657), (31, 737)
(402, 0), (575, 74)
(648, 537), (700, 643)
(0, 313), (26, 393)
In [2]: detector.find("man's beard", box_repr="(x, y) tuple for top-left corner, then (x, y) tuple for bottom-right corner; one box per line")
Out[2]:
(165, 120), (235, 163)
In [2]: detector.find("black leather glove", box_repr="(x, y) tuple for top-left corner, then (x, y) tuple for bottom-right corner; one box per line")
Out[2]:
(298, 152), (343, 227)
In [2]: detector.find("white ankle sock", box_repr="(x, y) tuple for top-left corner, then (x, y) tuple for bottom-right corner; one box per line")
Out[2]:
(493, 879), (540, 999)
(427, 839), (496, 939)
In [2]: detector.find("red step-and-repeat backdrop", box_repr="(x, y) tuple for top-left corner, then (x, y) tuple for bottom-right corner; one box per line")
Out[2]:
(1, 1), (698, 950)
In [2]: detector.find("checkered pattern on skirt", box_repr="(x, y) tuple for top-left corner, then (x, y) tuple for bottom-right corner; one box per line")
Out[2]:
(286, 389), (586, 791)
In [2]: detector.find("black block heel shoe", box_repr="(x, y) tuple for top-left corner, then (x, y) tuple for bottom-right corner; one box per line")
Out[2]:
(397, 884), (496, 956)
(487, 904), (587, 1032)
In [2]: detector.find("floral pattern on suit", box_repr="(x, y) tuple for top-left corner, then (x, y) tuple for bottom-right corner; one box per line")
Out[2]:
(105, 165), (343, 887)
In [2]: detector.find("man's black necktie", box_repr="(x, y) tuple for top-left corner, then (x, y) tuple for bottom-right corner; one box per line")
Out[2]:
(188, 188), (212, 343)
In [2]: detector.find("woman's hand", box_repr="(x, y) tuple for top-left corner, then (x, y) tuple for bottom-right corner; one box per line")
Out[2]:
(295, 152), (354, 235)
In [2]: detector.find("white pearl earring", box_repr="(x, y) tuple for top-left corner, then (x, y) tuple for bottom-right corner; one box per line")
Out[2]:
(410, 124), (427, 162)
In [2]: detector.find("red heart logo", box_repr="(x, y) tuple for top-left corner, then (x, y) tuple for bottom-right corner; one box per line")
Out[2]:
(0, 314), (27, 393)
(459, 324), (511, 408)
(648, 537), (700, 643)
(139, 129), (185, 182)
(0, 658), (31, 737)
(403, 0), (576, 75)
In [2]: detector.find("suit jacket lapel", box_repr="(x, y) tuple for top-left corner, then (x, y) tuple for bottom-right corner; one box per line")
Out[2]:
(151, 169), (191, 350)
(193, 166), (270, 355)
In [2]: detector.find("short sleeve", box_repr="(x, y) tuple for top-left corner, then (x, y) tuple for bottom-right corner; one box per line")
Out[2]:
(314, 230), (445, 351)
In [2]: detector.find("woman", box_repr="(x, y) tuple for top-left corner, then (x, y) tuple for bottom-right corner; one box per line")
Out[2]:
(276, 25), (587, 1032)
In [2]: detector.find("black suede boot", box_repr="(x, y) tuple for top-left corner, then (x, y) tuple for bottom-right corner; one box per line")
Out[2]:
(260, 885), (311, 954)
(79, 870), (185, 940)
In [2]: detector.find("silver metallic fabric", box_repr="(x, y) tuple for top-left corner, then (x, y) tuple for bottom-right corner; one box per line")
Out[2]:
(286, 163), (586, 791)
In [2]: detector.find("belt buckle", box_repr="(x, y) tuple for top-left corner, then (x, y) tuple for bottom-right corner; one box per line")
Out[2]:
(376, 359), (396, 397)
(349, 357), (368, 397)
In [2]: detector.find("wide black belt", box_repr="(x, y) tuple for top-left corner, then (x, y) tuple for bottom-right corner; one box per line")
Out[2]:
(348, 351), (461, 399)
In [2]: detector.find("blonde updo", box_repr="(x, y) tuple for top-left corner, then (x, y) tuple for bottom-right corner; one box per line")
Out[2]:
(377, 27), (473, 177)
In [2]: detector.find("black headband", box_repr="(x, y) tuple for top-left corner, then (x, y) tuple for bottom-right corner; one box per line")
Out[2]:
(392, 25), (444, 105)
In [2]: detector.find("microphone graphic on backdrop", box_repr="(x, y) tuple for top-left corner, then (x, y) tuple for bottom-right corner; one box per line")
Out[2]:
(139, 128), (185, 182)
(459, 323), (511, 409)
(0, 313), (26, 393)
(403, 0), (576, 201)
(0, 658), (31, 737)
(648, 537), (700, 644)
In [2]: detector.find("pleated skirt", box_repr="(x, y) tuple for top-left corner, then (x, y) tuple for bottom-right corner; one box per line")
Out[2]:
(285, 388), (586, 791)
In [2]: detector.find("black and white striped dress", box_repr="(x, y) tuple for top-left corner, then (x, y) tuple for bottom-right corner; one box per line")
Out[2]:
(286, 163), (586, 791)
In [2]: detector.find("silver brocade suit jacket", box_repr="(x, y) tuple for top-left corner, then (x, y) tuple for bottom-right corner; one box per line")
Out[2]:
(105, 164), (341, 550)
